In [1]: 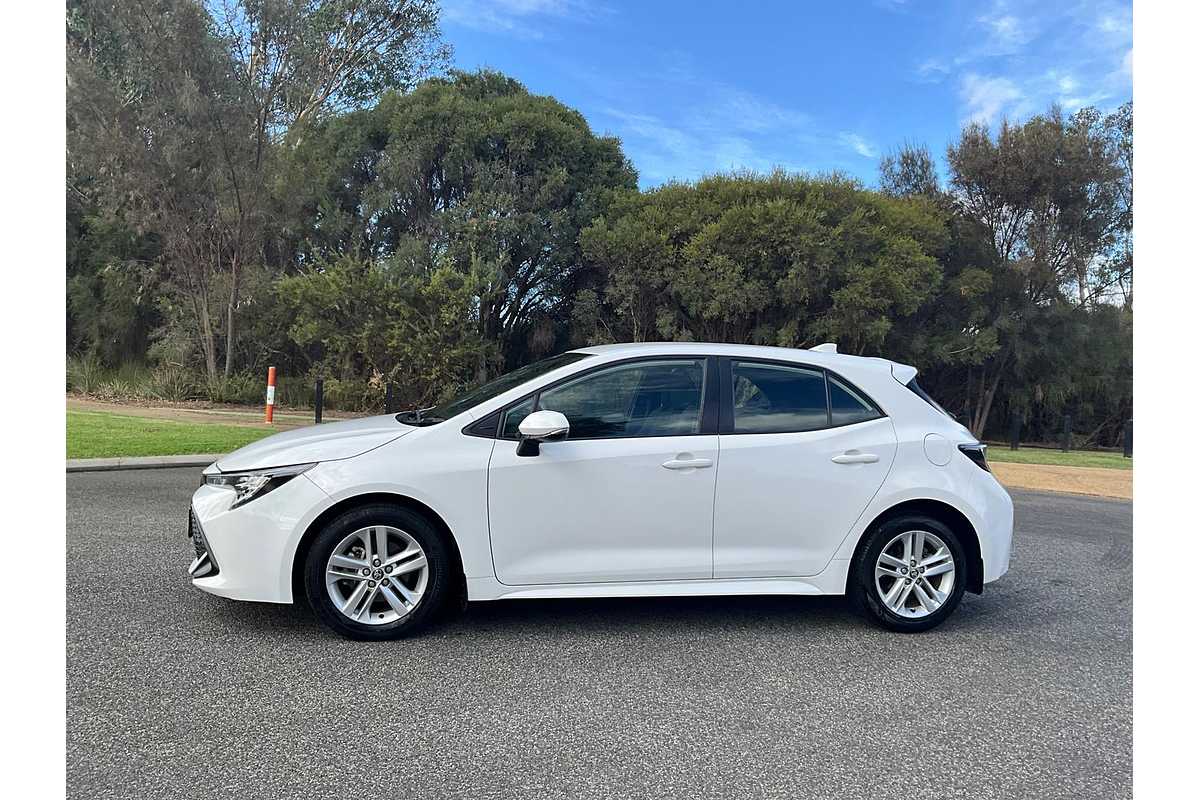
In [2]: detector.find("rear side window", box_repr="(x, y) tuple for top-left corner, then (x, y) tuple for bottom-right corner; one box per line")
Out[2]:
(731, 362), (828, 433)
(829, 376), (883, 426)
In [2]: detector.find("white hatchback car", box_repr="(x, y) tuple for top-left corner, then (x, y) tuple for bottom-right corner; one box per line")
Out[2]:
(189, 342), (1012, 639)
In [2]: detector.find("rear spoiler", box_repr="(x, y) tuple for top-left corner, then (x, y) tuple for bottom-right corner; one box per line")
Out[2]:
(891, 362), (918, 385)
(809, 342), (918, 384)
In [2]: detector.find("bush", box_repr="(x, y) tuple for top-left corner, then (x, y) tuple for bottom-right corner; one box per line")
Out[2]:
(95, 378), (138, 401)
(321, 376), (383, 412)
(67, 354), (105, 394)
(206, 372), (263, 405)
(146, 364), (198, 402)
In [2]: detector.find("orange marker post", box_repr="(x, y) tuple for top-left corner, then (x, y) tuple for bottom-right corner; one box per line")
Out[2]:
(264, 366), (277, 423)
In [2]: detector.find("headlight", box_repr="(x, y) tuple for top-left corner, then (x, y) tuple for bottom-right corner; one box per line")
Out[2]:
(204, 463), (315, 508)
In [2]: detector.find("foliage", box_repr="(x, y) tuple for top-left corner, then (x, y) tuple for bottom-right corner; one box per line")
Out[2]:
(283, 70), (638, 376)
(67, 0), (448, 380)
(879, 142), (940, 198)
(576, 171), (944, 353)
(61, 0), (1132, 446)
(66, 354), (106, 395)
(277, 254), (494, 407)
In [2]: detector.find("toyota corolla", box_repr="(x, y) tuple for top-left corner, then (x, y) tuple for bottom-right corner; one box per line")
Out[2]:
(188, 342), (1012, 639)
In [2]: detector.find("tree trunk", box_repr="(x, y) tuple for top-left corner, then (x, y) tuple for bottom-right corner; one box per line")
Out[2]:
(970, 347), (1010, 438)
(197, 300), (217, 382)
(224, 256), (240, 378)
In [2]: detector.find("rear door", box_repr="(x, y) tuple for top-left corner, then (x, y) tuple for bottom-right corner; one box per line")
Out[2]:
(712, 358), (896, 578)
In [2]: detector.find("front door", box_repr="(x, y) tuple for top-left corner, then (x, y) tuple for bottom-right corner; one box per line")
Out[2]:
(488, 357), (719, 585)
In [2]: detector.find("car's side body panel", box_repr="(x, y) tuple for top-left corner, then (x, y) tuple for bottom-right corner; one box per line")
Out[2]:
(712, 417), (898, 577)
(303, 426), (498, 583)
(188, 341), (1013, 613)
(487, 434), (720, 584)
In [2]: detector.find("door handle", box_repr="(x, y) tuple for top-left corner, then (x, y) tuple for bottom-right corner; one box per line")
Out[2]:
(831, 451), (879, 464)
(662, 457), (714, 470)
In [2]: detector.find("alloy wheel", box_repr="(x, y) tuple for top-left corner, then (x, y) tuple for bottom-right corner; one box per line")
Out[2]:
(325, 525), (429, 625)
(874, 529), (956, 619)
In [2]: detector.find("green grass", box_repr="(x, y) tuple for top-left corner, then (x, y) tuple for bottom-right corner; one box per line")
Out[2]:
(67, 411), (275, 459)
(985, 445), (1132, 470)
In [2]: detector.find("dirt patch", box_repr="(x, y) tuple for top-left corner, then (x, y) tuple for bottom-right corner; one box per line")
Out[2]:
(66, 397), (363, 431)
(991, 462), (1131, 500)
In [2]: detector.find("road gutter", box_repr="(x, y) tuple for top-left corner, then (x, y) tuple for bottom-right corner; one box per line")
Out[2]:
(67, 454), (221, 473)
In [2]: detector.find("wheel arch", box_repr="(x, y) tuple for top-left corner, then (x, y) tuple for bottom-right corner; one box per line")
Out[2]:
(849, 498), (984, 594)
(290, 492), (466, 606)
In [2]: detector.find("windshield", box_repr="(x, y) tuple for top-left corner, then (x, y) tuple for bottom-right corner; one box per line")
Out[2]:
(396, 352), (594, 426)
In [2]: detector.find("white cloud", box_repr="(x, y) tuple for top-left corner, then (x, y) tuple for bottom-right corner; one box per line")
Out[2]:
(693, 86), (811, 135)
(839, 133), (878, 159)
(976, 10), (1036, 56)
(915, 58), (951, 83)
(441, 0), (600, 39)
(959, 73), (1026, 125)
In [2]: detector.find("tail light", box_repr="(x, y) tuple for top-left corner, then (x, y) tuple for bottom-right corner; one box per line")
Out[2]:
(958, 442), (990, 472)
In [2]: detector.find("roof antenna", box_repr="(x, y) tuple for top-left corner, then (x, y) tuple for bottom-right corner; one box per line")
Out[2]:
(810, 342), (838, 353)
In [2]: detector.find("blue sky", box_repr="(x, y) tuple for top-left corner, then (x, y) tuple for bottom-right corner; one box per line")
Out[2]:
(440, 0), (1132, 188)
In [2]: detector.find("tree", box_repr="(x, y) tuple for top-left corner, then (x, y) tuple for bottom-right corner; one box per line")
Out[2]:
(941, 104), (1132, 434)
(879, 142), (940, 198)
(66, 0), (447, 380)
(276, 255), (492, 406)
(577, 171), (946, 354)
(285, 70), (638, 378)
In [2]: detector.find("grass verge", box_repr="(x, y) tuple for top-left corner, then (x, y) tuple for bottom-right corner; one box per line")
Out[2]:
(986, 445), (1131, 470)
(67, 410), (275, 459)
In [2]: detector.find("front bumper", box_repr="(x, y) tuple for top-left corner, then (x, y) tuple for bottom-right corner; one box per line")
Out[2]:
(187, 472), (330, 603)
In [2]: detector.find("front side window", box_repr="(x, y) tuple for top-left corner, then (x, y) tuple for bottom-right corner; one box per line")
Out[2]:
(533, 359), (707, 439)
(731, 361), (828, 433)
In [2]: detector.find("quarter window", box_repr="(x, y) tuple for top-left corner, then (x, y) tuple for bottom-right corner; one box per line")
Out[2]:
(731, 362), (828, 433)
(829, 375), (883, 426)
(535, 359), (707, 439)
(500, 395), (536, 439)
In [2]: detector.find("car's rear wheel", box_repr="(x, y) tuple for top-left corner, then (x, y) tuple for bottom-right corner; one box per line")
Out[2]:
(304, 504), (454, 640)
(850, 514), (967, 632)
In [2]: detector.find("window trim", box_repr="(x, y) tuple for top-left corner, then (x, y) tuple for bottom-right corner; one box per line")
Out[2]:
(717, 356), (886, 436)
(464, 354), (721, 441)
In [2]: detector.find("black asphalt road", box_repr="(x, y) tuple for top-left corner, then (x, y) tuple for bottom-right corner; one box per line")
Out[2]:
(66, 469), (1132, 799)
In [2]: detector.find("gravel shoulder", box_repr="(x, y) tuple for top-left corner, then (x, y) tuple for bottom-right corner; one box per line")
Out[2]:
(992, 461), (1131, 500)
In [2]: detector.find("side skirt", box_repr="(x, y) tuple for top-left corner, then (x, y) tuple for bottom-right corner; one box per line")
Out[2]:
(467, 560), (850, 602)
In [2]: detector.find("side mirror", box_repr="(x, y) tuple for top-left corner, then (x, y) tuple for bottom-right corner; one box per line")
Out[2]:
(516, 410), (569, 457)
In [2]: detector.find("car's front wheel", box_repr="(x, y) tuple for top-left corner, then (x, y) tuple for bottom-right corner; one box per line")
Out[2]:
(304, 504), (454, 640)
(850, 514), (967, 632)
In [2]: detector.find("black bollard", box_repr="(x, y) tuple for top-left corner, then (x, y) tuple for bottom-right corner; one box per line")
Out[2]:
(1061, 414), (1072, 453)
(314, 379), (324, 424)
(1123, 419), (1132, 458)
(385, 383), (395, 414)
(1009, 415), (1021, 451)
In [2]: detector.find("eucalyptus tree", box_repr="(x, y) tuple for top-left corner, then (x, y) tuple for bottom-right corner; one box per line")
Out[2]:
(284, 70), (638, 379)
(942, 103), (1132, 434)
(66, 0), (447, 380)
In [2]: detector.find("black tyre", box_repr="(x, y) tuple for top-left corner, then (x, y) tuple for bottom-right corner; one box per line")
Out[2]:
(850, 514), (967, 633)
(304, 504), (455, 641)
